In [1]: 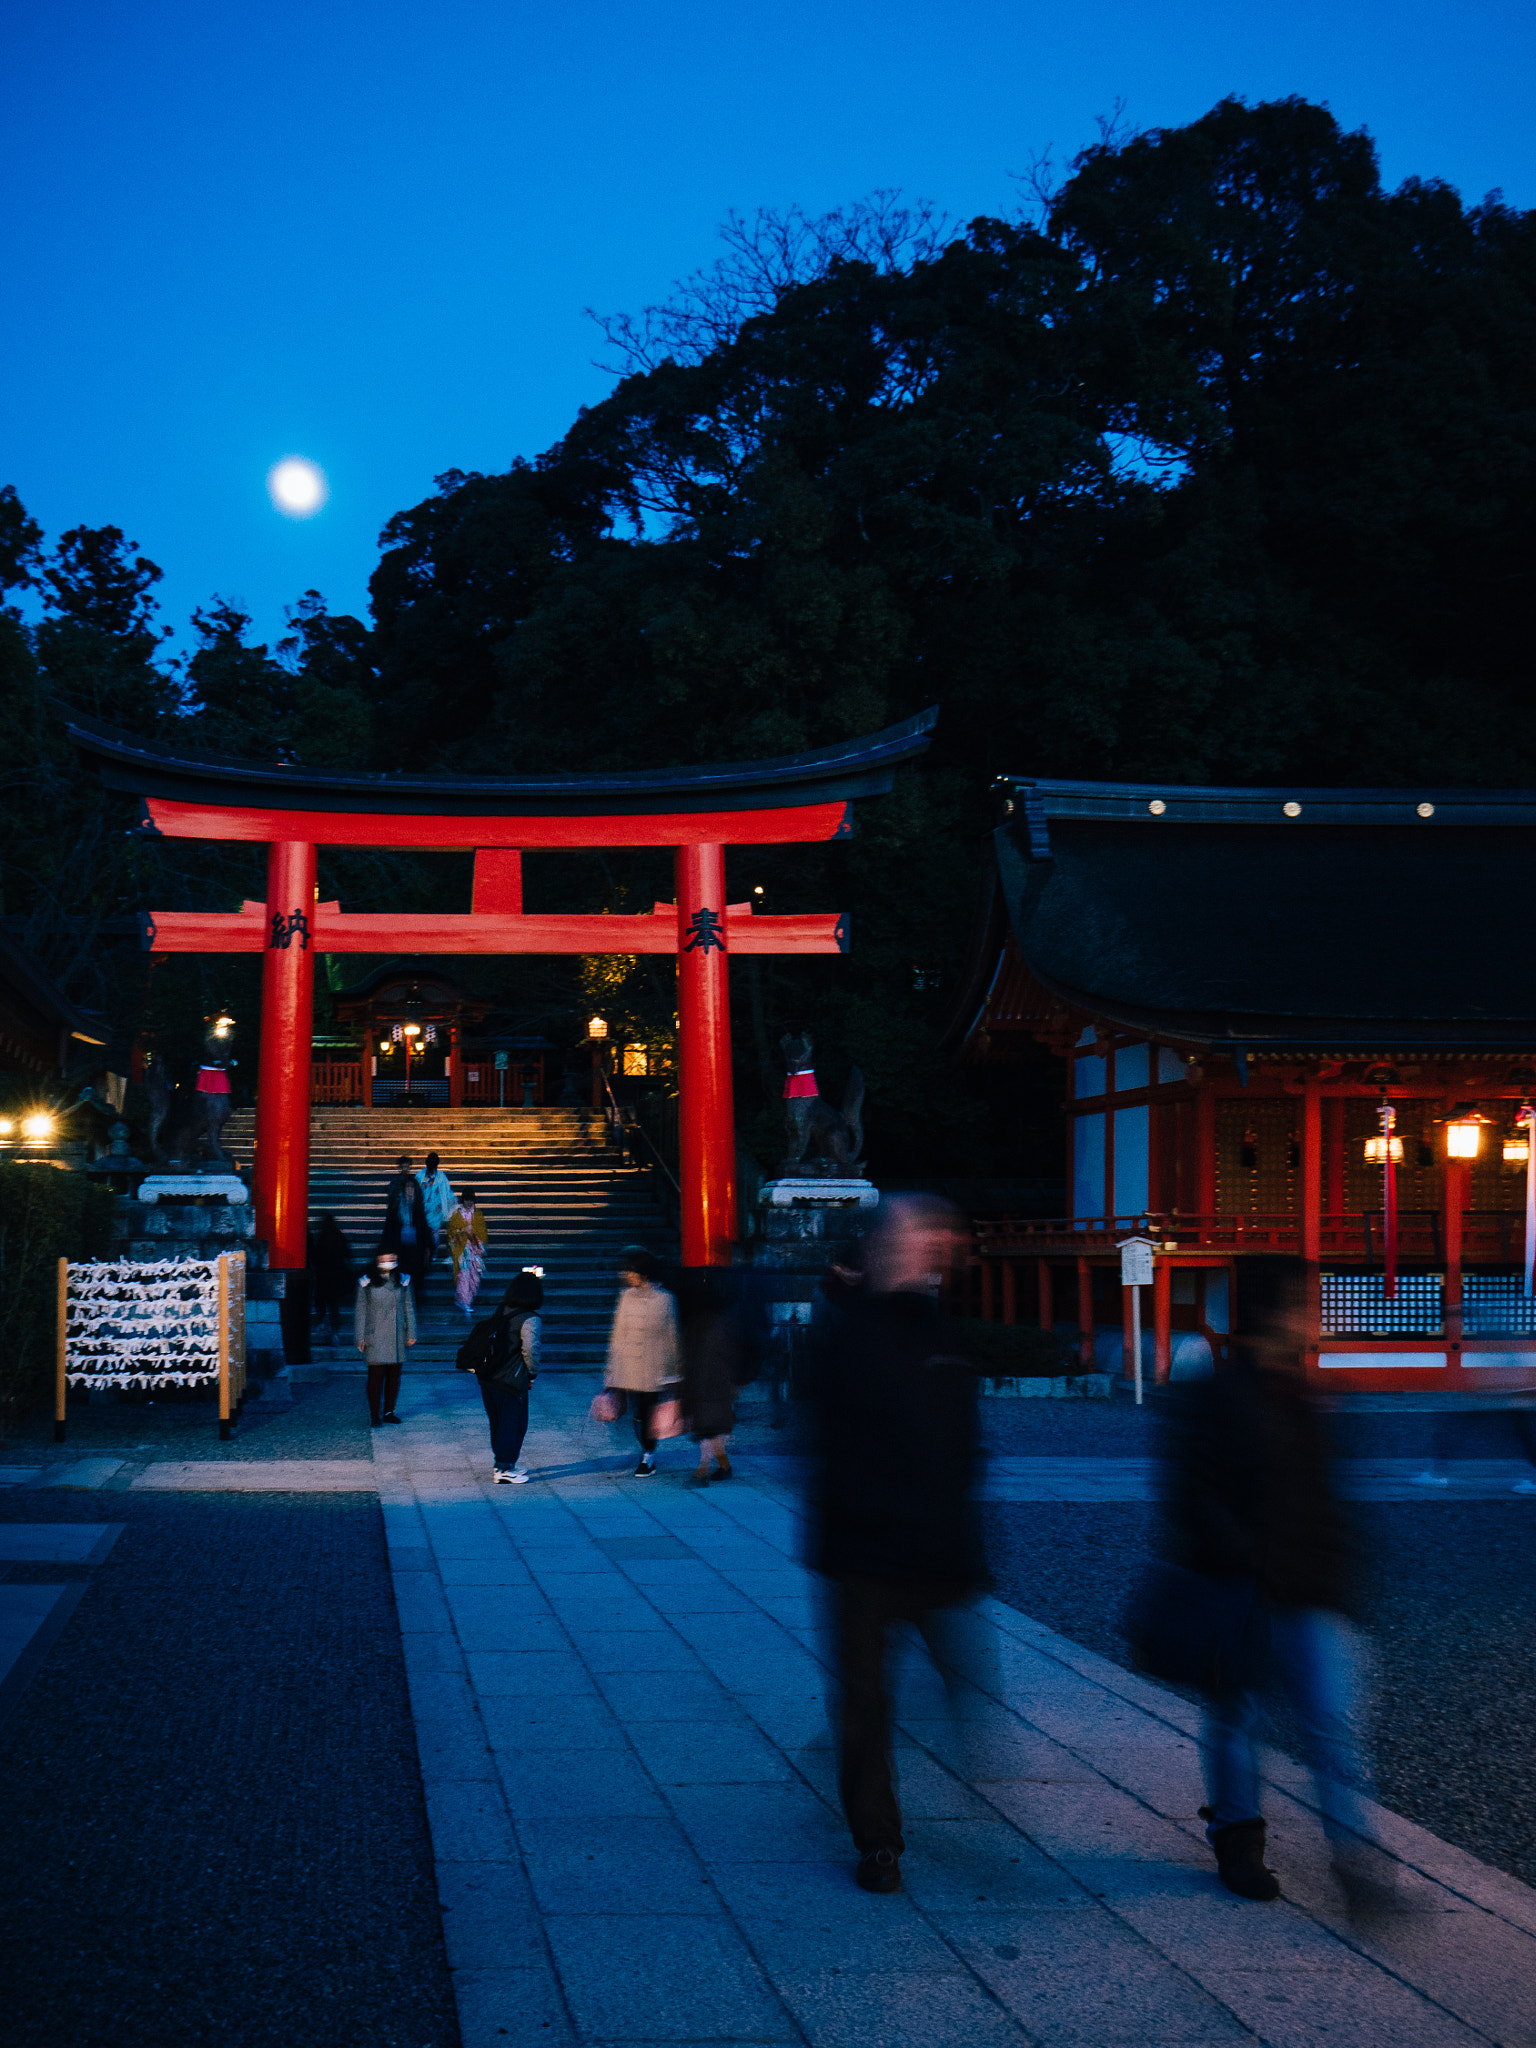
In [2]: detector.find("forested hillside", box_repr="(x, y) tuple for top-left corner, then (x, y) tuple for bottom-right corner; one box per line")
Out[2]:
(6, 99), (1533, 1172)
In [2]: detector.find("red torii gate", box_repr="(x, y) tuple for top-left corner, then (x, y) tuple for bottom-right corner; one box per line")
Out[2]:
(69, 711), (935, 1274)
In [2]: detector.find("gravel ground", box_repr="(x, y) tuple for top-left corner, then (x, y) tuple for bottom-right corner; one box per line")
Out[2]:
(0, 1379), (459, 2048)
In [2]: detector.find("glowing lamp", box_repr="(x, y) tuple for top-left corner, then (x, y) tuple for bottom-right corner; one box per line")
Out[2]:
(622, 1046), (649, 1077)
(403, 1024), (421, 1038)
(1363, 1135), (1403, 1165)
(0, 1118), (14, 1137)
(588, 1015), (608, 1041)
(1446, 1116), (1486, 1159)
(1505, 1132), (1531, 1163)
(211, 1013), (234, 1039)
(21, 1113), (54, 1141)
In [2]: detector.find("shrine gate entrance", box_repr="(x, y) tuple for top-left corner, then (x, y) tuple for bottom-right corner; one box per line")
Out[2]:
(70, 711), (935, 1273)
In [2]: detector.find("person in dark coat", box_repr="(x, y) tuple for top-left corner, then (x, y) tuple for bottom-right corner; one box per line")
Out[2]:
(805, 1194), (982, 1896)
(308, 1212), (354, 1338)
(380, 1154), (432, 1297)
(1166, 1254), (1377, 1910)
(679, 1269), (739, 1486)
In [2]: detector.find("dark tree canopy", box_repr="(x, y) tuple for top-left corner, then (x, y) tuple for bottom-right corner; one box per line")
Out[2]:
(4, 97), (1534, 1173)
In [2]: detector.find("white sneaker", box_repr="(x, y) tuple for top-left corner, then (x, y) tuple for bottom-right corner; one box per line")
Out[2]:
(509, 1467), (531, 1484)
(493, 1468), (513, 1484)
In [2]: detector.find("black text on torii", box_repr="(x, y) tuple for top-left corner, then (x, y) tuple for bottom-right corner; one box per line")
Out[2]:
(269, 908), (311, 951)
(683, 907), (726, 954)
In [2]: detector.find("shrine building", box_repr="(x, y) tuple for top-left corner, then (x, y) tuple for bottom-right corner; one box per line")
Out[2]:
(956, 774), (1536, 1394)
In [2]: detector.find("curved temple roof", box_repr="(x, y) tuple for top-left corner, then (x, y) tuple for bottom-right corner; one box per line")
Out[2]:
(989, 773), (1536, 1052)
(63, 706), (937, 819)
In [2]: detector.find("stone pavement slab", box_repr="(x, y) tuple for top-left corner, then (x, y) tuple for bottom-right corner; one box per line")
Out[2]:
(132, 1457), (378, 1490)
(0, 1522), (123, 1563)
(373, 1372), (1536, 2048)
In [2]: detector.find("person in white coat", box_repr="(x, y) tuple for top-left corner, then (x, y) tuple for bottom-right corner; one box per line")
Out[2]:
(604, 1245), (682, 1477)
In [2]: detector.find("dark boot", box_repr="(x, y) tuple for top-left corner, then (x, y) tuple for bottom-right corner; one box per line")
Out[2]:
(855, 1848), (902, 1894)
(1210, 1818), (1280, 1901)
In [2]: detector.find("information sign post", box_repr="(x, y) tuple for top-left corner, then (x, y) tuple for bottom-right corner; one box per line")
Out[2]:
(1119, 1236), (1156, 1407)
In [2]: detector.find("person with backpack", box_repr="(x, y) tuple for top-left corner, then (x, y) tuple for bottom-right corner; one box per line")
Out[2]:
(354, 1251), (416, 1426)
(459, 1272), (543, 1484)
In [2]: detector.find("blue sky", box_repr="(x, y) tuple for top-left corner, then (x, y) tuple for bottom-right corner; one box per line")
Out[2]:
(3, 0), (1531, 661)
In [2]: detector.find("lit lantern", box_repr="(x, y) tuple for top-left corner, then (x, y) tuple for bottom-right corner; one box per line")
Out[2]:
(21, 1112), (54, 1141)
(1446, 1113), (1488, 1159)
(588, 1015), (609, 1041)
(623, 1045), (649, 1077)
(1363, 1133), (1403, 1165)
(211, 1013), (235, 1039)
(403, 1023), (421, 1039)
(1505, 1129), (1531, 1164)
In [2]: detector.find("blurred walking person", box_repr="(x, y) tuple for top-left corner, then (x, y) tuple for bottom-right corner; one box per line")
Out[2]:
(308, 1211), (354, 1339)
(604, 1246), (682, 1477)
(806, 1195), (982, 1895)
(447, 1187), (488, 1320)
(680, 1269), (738, 1486)
(463, 1273), (542, 1484)
(355, 1250), (416, 1426)
(1164, 1254), (1381, 1912)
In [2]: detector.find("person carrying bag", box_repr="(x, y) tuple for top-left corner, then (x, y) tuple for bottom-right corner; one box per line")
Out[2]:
(458, 1272), (543, 1484)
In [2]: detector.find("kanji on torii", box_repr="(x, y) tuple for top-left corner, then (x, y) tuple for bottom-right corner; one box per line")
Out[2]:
(67, 710), (936, 1274)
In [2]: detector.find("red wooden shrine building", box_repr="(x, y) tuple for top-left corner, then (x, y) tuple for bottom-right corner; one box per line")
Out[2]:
(956, 774), (1536, 1395)
(68, 709), (934, 1277)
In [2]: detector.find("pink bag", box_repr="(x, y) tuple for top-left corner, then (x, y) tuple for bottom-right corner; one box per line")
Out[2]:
(590, 1388), (627, 1423)
(650, 1397), (685, 1440)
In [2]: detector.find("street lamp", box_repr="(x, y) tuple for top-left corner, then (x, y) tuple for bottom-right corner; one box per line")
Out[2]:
(588, 1015), (608, 1041)
(21, 1112), (54, 1143)
(1363, 1132), (1403, 1164)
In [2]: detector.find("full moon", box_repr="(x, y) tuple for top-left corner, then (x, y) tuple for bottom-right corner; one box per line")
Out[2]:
(267, 456), (328, 518)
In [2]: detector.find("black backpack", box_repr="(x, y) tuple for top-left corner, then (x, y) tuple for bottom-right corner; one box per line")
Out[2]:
(455, 1317), (498, 1375)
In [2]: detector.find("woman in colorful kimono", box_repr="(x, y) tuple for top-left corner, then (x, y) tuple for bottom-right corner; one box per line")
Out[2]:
(447, 1187), (488, 1319)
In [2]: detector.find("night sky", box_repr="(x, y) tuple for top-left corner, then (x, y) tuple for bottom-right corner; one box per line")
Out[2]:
(4, 0), (1532, 655)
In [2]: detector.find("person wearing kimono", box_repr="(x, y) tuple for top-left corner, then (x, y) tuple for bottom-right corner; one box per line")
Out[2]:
(446, 1188), (488, 1319)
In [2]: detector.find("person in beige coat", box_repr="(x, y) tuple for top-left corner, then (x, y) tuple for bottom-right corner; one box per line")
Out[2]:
(355, 1251), (417, 1425)
(604, 1245), (682, 1477)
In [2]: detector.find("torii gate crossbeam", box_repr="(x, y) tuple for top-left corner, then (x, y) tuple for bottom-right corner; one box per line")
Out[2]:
(67, 709), (936, 1274)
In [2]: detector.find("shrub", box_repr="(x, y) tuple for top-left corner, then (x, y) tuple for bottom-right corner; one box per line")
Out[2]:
(0, 1168), (114, 1420)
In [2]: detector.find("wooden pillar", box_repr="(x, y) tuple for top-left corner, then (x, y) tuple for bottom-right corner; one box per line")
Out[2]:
(254, 840), (316, 1270)
(1000, 1260), (1017, 1326)
(1323, 1096), (1345, 1225)
(1076, 1257), (1094, 1368)
(448, 1020), (463, 1107)
(1037, 1259), (1054, 1332)
(1153, 1257), (1172, 1384)
(676, 842), (736, 1267)
(1301, 1081), (1322, 1264)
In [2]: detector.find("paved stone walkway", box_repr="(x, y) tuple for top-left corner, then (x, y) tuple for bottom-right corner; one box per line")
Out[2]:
(374, 1373), (1536, 2048)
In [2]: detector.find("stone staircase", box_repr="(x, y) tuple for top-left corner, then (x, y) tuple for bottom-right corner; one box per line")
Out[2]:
(223, 1107), (677, 1372)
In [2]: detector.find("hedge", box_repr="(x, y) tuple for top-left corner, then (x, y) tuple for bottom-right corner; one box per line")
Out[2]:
(0, 1168), (114, 1419)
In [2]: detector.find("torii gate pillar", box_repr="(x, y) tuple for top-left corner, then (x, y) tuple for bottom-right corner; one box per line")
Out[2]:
(676, 842), (736, 1266)
(253, 840), (316, 1268)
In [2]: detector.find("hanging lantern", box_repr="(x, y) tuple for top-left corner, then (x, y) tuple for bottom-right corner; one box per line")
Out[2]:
(1363, 1133), (1403, 1165)
(1504, 1128), (1530, 1164)
(1446, 1112), (1489, 1159)
(390, 1023), (404, 1044)
(403, 1023), (421, 1038)
(423, 1024), (437, 1045)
